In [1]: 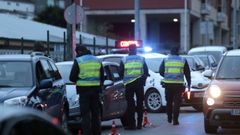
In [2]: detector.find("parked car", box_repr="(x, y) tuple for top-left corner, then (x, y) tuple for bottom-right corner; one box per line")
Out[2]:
(203, 49), (240, 134)
(0, 105), (69, 135)
(194, 54), (218, 71)
(188, 46), (227, 64)
(0, 54), (69, 131)
(56, 61), (127, 129)
(181, 55), (210, 111)
(98, 53), (167, 112)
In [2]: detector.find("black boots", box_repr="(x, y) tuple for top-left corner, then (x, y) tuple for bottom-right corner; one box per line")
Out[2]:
(173, 120), (179, 125)
(167, 115), (172, 123)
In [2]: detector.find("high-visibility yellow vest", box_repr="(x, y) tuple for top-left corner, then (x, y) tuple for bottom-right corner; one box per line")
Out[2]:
(123, 55), (144, 85)
(163, 56), (185, 84)
(76, 55), (101, 86)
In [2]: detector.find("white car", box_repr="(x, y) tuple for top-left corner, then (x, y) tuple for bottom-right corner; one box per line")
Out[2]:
(98, 53), (167, 112)
(181, 55), (211, 111)
(188, 46), (227, 64)
(56, 61), (127, 129)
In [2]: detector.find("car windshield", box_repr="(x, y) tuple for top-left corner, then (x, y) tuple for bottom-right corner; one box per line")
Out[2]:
(216, 56), (240, 79)
(145, 58), (163, 73)
(56, 64), (72, 84)
(197, 56), (209, 68)
(0, 62), (33, 87)
(189, 51), (222, 64)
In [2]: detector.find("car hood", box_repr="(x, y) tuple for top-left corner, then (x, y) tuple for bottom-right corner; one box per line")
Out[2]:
(190, 71), (210, 91)
(65, 85), (79, 109)
(211, 80), (240, 92)
(0, 87), (31, 102)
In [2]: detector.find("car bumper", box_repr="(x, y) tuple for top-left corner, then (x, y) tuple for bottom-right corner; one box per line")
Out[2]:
(182, 90), (204, 105)
(207, 109), (240, 127)
(68, 107), (81, 128)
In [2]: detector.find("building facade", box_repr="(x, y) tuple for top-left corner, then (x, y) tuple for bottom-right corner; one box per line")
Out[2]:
(82, 0), (239, 52)
(0, 0), (34, 19)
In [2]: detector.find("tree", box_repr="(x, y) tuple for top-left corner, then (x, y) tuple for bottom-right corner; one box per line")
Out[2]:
(34, 6), (66, 28)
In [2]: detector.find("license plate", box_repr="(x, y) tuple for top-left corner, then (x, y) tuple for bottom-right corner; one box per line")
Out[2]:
(231, 109), (240, 116)
(194, 93), (204, 98)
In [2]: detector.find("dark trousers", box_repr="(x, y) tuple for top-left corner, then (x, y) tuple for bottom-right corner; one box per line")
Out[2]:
(165, 85), (184, 122)
(123, 79), (144, 128)
(77, 86), (101, 135)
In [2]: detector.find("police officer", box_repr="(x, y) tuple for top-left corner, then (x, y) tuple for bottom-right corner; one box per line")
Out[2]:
(159, 45), (191, 125)
(119, 44), (149, 130)
(69, 46), (104, 135)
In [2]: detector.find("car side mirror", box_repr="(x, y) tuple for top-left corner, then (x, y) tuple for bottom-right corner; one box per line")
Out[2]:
(203, 70), (213, 79)
(104, 80), (114, 87)
(39, 79), (53, 89)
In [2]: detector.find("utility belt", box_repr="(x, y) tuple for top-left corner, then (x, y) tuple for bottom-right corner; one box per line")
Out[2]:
(161, 81), (185, 89)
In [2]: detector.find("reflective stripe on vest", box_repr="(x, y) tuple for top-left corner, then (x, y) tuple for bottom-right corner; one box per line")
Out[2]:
(163, 56), (185, 84)
(76, 55), (101, 86)
(123, 55), (144, 85)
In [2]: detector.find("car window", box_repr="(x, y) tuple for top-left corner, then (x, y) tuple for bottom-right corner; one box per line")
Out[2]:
(56, 64), (72, 84)
(0, 62), (33, 87)
(198, 56), (210, 68)
(189, 51), (222, 64)
(184, 57), (195, 71)
(48, 60), (62, 80)
(103, 57), (122, 64)
(103, 65), (112, 80)
(40, 59), (54, 79)
(209, 55), (217, 67)
(216, 56), (240, 79)
(109, 65), (121, 81)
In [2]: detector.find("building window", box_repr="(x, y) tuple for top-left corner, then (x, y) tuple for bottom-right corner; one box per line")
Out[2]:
(7, 2), (11, 5)
(16, 3), (19, 6)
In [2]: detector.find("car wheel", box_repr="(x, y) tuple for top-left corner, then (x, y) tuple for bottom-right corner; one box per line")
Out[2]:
(204, 118), (218, 134)
(192, 105), (203, 112)
(145, 89), (163, 113)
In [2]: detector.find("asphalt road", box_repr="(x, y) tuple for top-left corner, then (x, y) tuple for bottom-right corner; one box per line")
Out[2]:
(101, 107), (240, 135)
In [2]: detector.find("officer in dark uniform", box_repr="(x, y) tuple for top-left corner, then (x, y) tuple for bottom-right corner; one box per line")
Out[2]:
(119, 44), (149, 130)
(69, 46), (104, 135)
(159, 45), (191, 125)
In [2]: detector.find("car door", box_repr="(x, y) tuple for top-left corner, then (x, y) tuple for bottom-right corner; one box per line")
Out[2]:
(101, 64), (126, 120)
(37, 59), (65, 118)
(108, 64), (127, 115)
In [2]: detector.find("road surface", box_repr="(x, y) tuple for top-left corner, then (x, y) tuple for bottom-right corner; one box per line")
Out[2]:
(101, 107), (240, 135)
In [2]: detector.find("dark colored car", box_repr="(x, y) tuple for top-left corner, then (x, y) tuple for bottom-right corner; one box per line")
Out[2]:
(203, 49), (240, 133)
(0, 54), (69, 131)
(56, 61), (127, 129)
(0, 105), (69, 135)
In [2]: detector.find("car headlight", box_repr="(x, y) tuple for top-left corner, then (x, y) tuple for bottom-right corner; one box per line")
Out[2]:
(4, 96), (28, 106)
(209, 85), (221, 98)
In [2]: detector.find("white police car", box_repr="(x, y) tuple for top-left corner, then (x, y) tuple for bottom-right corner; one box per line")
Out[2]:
(98, 53), (167, 112)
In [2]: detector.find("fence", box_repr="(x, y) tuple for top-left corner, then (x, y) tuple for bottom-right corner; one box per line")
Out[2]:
(0, 34), (115, 62)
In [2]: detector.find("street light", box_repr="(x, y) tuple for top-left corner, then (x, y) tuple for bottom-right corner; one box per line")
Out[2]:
(173, 18), (178, 22)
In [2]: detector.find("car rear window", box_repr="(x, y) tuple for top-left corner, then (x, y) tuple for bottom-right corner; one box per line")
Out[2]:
(0, 62), (33, 87)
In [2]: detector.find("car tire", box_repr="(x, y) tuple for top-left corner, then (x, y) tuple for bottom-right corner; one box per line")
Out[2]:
(204, 118), (218, 134)
(145, 89), (163, 113)
(192, 105), (203, 112)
